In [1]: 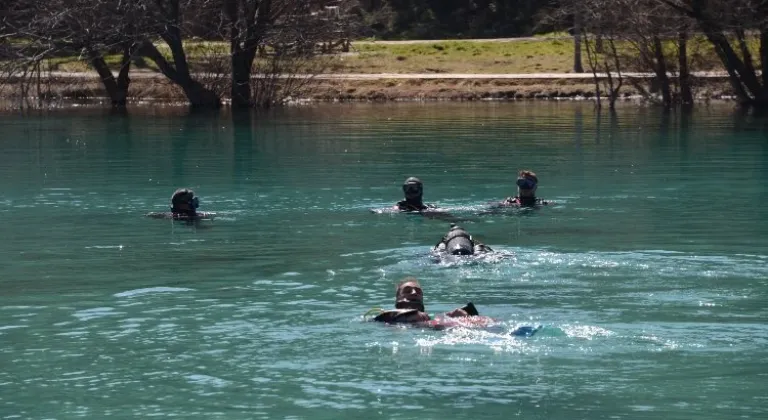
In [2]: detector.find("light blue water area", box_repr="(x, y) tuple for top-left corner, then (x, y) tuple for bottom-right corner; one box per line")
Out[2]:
(1, 103), (767, 419)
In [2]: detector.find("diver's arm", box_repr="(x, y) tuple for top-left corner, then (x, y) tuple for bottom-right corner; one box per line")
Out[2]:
(445, 302), (479, 318)
(477, 199), (516, 215)
(373, 309), (430, 323)
(445, 308), (469, 317)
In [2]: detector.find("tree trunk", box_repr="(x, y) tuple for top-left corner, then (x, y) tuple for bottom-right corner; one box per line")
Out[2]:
(652, 36), (671, 108)
(183, 81), (222, 108)
(134, 0), (221, 108)
(761, 28), (768, 91)
(678, 31), (693, 107)
(584, 36), (601, 109)
(136, 40), (221, 108)
(231, 50), (256, 108)
(115, 43), (133, 105)
(226, 0), (249, 108)
(693, 14), (764, 104)
(606, 39), (623, 110)
(88, 47), (130, 107)
(225, 0), (270, 108)
(660, 0), (764, 104)
(573, 12), (584, 73)
(604, 61), (617, 110)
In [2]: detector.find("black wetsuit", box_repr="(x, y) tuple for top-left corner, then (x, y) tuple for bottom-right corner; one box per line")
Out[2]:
(372, 309), (431, 324)
(396, 200), (434, 212)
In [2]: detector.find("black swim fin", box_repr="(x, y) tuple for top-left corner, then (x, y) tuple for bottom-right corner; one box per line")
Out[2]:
(461, 302), (479, 316)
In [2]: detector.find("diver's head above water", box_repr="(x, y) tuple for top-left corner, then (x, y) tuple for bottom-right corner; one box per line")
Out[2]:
(371, 277), (480, 324)
(170, 188), (199, 217)
(394, 277), (425, 312)
(516, 170), (538, 199)
(401, 177), (424, 204)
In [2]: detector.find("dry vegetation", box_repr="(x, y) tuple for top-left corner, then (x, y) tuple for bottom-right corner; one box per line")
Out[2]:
(42, 36), (729, 75)
(0, 33), (747, 106)
(0, 71), (736, 105)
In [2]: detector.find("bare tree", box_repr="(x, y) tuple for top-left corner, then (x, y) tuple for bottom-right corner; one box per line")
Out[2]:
(224, 0), (359, 108)
(2, 0), (358, 108)
(617, 0), (702, 108)
(132, 0), (223, 107)
(554, 0), (625, 109)
(573, 11), (584, 73)
(552, 0), (700, 109)
(1, 0), (140, 107)
(677, 28), (693, 106)
(618, 1), (676, 107)
(661, 0), (768, 106)
(0, 2), (58, 108)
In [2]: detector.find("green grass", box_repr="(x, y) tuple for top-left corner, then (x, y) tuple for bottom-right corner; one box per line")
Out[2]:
(9, 34), (754, 76)
(28, 38), (579, 74)
(348, 39), (576, 73)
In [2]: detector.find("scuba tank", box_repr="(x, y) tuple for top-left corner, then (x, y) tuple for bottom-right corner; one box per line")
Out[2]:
(442, 225), (475, 255)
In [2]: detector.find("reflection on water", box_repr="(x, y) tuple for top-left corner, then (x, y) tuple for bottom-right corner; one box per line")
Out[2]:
(1, 102), (767, 419)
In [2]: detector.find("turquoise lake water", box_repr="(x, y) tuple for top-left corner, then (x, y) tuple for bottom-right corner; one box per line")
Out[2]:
(1, 102), (767, 419)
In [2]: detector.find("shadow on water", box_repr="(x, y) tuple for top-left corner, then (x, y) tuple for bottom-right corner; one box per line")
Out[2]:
(104, 108), (133, 177)
(232, 110), (255, 187)
(171, 108), (224, 185)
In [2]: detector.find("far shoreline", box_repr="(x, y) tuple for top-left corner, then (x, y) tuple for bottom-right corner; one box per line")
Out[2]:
(0, 72), (738, 109)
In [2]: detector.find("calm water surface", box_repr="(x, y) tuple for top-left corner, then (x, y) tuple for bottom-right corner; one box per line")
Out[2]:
(1, 103), (767, 419)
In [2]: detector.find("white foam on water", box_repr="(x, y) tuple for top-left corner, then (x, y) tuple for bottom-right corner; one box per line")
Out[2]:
(113, 287), (194, 298)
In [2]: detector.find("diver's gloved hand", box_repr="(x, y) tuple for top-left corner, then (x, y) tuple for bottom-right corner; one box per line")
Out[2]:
(445, 302), (479, 318)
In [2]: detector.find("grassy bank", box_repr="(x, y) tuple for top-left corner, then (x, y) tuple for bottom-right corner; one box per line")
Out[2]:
(338, 39), (576, 74)
(40, 36), (728, 75)
(0, 36), (742, 105)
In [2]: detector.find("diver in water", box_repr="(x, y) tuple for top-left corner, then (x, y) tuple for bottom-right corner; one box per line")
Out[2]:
(498, 170), (551, 207)
(369, 278), (541, 336)
(146, 188), (214, 221)
(388, 177), (468, 222)
(371, 278), (478, 324)
(433, 224), (493, 256)
(395, 177), (434, 212)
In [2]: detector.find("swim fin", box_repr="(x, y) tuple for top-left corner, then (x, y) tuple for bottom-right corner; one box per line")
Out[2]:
(461, 302), (479, 316)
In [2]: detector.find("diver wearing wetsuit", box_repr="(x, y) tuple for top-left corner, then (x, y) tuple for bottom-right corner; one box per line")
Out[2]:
(372, 278), (477, 324)
(370, 278), (540, 336)
(396, 177), (435, 212)
(390, 177), (469, 222)
(433, 224), (493, 256)
(146, 188), (214, 221)
(499, 170), (550, 207)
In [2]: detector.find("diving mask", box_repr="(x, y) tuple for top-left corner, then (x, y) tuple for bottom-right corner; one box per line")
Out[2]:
(516, 178), (537, 190)
(403, 183), (423, 195)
